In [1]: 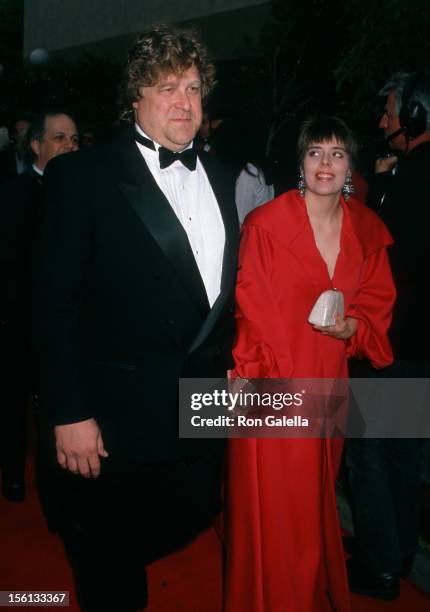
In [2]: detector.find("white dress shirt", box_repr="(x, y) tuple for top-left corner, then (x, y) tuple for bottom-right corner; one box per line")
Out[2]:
(135, 124), (225, 307)
(32, 163), (44, 176)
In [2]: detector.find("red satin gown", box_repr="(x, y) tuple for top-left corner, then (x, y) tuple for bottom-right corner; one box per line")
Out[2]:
(224, 190), (395, 612)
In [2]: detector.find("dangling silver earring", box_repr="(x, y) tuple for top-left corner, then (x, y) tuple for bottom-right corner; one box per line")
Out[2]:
(342, 171), (354, 201)
(298, 168), (306, 197)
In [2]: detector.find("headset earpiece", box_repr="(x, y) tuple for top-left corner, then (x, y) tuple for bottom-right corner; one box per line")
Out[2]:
(399, 73), (428, 139)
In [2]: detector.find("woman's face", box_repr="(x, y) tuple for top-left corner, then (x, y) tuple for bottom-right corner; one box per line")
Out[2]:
(302, 138), (350, 198)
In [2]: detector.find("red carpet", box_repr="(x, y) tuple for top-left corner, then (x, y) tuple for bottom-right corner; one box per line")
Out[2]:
(1, 460), (429, 611)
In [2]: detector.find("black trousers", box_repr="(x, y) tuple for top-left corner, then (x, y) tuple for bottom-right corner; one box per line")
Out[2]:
(0, 312), (29, 486)
(346, 437), (421, 574)
(346, 358), (429, 575)
(42, 444), (224, 612)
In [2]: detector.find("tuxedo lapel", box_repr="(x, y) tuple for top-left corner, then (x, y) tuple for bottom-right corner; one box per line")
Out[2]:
(188, 154), (239, 353)
(116, 136), (210, 316)
(278, 191), (365, 292)
(201, 154), (239, 297)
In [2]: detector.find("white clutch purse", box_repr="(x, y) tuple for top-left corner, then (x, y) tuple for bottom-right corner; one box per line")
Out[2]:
(308, 290), (344, 327)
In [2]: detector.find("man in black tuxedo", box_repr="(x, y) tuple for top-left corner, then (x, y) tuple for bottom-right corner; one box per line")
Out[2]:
(0, 111), (78, 502)
(33, 25), (238, 612)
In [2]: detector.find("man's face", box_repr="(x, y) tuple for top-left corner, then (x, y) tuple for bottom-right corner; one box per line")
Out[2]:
(379, 92), (406, 151)
(133, 64), (203, 151)
(31, 114), (79, 170)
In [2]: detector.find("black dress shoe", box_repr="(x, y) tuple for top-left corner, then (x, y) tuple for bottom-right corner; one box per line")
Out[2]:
(401, 554), (415, 578)
(347, 557), (400, 600)
(135, 579), (148, 610)
(2, 480), (26, 502)
(136, 594), (147, 611)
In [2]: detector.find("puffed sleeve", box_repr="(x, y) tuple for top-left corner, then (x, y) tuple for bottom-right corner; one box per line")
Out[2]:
(345, 247), (396, 368)
(232, 224), (293, 378)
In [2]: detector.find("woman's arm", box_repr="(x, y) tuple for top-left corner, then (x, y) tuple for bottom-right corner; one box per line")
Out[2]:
(345, 247), (396, 367)
(232, 224), (292, 379)
(313, 314), (358, 340)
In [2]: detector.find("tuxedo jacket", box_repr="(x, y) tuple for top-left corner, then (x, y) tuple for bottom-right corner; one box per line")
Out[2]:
(32, 131), (239, 465)
(0, 145), (19, 185)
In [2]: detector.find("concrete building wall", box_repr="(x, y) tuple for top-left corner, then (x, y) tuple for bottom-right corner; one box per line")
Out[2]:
(24, 0), (270, 56)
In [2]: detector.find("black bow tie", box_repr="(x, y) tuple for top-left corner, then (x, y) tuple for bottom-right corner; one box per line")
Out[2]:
(134, 130), (198, 171)
(158, 147), (198, 171)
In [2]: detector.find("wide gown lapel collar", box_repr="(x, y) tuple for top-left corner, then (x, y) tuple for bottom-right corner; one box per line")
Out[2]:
(282, 191), (332, 292)
(284, 192), (364, 291)
(117, 137), (210, 315)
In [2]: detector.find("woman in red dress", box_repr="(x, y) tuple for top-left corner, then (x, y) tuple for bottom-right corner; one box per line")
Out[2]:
(224, 117), (396, 612)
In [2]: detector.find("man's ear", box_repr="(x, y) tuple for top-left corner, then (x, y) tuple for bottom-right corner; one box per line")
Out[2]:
(132, 99), (140, 110)
(31, 139), (40, 158)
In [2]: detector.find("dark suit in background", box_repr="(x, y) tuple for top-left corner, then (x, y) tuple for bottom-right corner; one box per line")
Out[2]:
(347, 72), (430, 598)
(0, 145), (19, 184)
(1, 109), (79, 507)
(367, 141), (430, 361)
(0, 167), (42, 500)
(351, 140), (430, 574)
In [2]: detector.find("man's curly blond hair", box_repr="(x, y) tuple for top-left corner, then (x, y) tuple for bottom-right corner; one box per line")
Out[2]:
(120, 24), (216, 121)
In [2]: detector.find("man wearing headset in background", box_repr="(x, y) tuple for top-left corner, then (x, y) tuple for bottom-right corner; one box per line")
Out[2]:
(346, 72), (430, 600)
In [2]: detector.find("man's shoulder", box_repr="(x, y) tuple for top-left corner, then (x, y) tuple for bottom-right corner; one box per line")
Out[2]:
(45, 139), (124, 183)
(0, 168), (39, 200)
(397, 140), (430, 175)
(407, 139), (430, 159)
(0, 145), (17, 182)
(198, 150), (236, 180)
(0, 170), (41, 229)
(384, 141), (430, 208)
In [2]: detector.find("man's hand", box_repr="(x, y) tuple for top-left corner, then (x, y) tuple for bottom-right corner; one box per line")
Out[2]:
(54, 418), (109, 478)
(375, 155), (398, 174)
(313, 314), (358, 340)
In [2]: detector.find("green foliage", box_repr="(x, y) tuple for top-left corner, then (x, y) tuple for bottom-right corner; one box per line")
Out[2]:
(335, 0), (430, 122)
(235, 0), (430, 152)
(235, 0), (345, 156)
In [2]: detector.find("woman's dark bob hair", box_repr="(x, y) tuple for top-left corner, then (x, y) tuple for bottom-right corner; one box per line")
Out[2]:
(297, 115), (358, 167)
